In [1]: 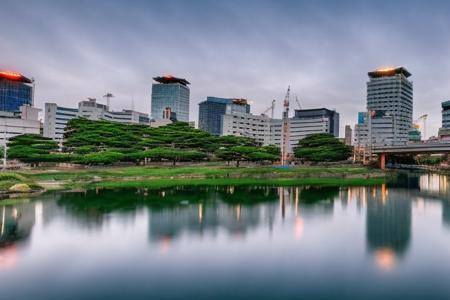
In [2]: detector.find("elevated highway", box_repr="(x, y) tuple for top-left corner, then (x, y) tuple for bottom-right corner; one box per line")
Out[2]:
(371, 143), (450, 169)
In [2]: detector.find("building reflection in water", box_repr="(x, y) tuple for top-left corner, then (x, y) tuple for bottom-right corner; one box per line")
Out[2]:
(149, 185), (342, 249)
(364, 186), (412, 270)
(0, 201), (36, 268)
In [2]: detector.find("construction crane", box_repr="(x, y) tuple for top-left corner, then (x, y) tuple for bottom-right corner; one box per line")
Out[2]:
(103, 93), (114, 110)
(414, 114), (428, 140)
(281, 86), (291, 165)
(261, 100), (276, 119)
(295, 95), (301, 109)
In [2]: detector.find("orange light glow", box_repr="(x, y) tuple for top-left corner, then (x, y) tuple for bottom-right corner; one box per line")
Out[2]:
(295, 217), (304, 240)
(0, 70), (22, 80)
(163, 75), (173, 79)
(374, 247), (396, 271)
(376, 67), (396, 72)
(0, 245), (17, 269)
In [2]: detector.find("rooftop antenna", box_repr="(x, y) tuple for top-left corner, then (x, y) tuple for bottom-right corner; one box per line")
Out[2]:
(103, 93), (114, 110)
(131, 95), (135, 111)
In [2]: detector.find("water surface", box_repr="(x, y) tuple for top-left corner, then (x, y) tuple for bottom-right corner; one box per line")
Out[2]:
(1, 173), (450, 299)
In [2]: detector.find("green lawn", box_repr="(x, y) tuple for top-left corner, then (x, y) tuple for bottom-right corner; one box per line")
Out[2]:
(20, 165), (376, 181)
(0, 164), (386, 193)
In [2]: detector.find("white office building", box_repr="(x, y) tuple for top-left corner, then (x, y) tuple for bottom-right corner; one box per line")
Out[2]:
(43, 103), (78, 141)
(44, 99), (150, 141)
(0, 105), (41, 144)
(221, 108), (339, 150)
(222, 112), (273, 145)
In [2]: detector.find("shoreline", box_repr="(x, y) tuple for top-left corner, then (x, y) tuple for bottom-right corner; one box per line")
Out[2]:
(0, 165), (387, 199)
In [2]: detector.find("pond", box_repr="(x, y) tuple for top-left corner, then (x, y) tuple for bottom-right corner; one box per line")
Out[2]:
(1, 172), (450, 299)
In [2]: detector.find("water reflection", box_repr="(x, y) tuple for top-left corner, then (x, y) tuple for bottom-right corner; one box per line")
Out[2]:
(1, 173), (450, 275)
(366, 187), (412, 269)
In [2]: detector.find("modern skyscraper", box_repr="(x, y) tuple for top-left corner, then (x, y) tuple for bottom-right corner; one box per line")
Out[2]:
(151, 75), (190, 122)
(0, 70), (34, 112)
(198, 97), (250, 135)
(366, 67), (413, 146)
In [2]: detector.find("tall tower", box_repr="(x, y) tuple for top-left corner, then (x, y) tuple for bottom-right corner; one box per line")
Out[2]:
(366, 67), (413, 147)
(151, 75), (190, 122)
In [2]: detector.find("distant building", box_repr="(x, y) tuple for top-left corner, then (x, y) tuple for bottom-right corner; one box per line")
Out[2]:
(43, 103), (78, 141)
(221, 107), (340, 149)
(44, 99), (150, 141)
(408, 126), (422, 143)
(438, 101), (450, 140)
(151, 75), (190, 122)
(0, 70), (34, 112)
(0, 105), (41, 144)
(222, 112), (273, 145)
(355, 67), (413, 148)
(198, 97), (250, 135)
(441, 101), (450, 129)
(357, 112), (366, 124)
(345, 125), (352, 146)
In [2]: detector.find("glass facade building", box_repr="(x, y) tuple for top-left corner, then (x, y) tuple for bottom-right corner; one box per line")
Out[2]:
(151, 76), (190, 122)
(198, 97), (250, 135)
(0, 71), (33, 112)
(366, 67), (413, 146)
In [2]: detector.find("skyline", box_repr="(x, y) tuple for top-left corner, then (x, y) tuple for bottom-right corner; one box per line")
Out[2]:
(2, 0), (450, 136)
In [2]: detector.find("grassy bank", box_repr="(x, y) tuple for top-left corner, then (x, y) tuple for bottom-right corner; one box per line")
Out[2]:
(8, 164), (386, 191)
(79, 177), (386, 190)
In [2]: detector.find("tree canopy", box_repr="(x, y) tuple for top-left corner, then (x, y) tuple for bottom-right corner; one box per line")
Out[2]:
(8, 118), (281, 166)
(294, 133), (352, 162)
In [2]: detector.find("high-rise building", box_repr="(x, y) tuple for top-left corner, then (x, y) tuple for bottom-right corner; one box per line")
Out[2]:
(366, 67), (413, 147)
(198, 97), (250, 135)
(0, 70), (34, 112)
(151, 75), (190, 122)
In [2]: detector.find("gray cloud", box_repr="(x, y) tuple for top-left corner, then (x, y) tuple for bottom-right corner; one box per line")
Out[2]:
(1, 0), (450, 137)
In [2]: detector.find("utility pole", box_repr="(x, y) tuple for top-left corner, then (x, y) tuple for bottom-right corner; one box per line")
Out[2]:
(281, 86), (291, 165)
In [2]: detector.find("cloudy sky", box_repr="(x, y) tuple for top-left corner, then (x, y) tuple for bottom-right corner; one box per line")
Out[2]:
(1, 0), (450, 137)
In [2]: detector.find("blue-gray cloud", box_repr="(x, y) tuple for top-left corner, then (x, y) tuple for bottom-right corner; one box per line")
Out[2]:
(1, 0), (450, 137)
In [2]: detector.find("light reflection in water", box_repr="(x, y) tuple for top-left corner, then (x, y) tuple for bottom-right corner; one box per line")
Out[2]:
(1, 175), (450, 278)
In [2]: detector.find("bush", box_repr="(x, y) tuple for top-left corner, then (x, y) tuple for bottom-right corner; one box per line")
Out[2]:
(74, 151), (124, 165)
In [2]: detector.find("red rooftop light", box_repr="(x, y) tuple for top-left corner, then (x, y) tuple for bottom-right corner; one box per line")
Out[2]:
(0, 70), (33, 83)
(0, 70), (22, 80)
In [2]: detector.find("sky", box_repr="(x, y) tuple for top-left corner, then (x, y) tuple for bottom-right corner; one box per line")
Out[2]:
(1, 0), (450, 137)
